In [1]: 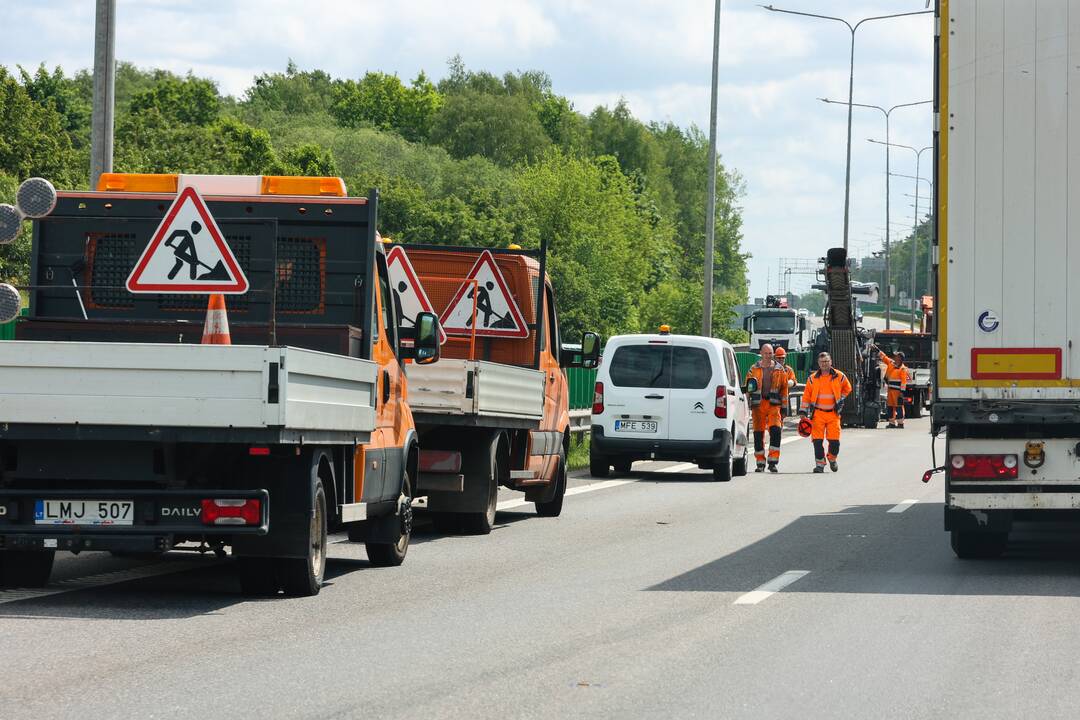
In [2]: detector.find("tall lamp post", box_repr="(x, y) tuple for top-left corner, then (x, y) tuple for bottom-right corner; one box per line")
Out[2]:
(870, 140), (932, 329)
(762, 5), (932, 252)
(703, 0), (723, 337)
(819, 98), (931, 329)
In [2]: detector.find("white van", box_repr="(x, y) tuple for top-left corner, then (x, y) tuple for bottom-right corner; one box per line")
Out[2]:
(589, 331), (751, 481)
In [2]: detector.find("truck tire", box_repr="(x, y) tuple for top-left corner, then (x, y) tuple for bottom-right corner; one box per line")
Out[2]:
(366, 471), (413, 567)
(457, 439), (500, 535)
(0, 550), (55, 588)
(950, 530), (1008, 559)
(279, 475), (328, 597)
(908, 392), (923, 419)
(613, 457), (632, 474)
(589, 444), (610, 478)
(535, 455), (566, 517)
(862, 403), (879, 429)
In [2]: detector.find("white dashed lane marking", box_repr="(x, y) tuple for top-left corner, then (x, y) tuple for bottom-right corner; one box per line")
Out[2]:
(733, 570), (811, 605)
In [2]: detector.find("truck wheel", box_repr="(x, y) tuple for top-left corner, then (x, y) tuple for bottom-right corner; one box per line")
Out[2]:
(711, 452), (733, 482)
(535, 455), (566, 518)
(0, 550), (55, 588)
(366, 471), (413, 567)
(613, 457), (632, 474)
(237, 557), (280, 597)
(908, 392), (923, 419)
(589, 444), (610, 478)
(862, 404), (879, 429)
(279, 476), (328, 596)
(458, 440), (500, 535)
(950, 530), (1008, 559)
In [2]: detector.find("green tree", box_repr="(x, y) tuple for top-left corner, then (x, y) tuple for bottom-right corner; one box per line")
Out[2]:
(129, 73), (221, 125)
(330, 71), (443, 142)
(430, 89), (551, 166)
(0, 67), (80, 186)
(246, 61), (335, 116)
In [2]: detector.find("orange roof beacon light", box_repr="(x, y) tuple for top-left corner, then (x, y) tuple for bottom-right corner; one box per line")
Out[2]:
(658, 324), (671, 335)
(95, 173), (347, 198)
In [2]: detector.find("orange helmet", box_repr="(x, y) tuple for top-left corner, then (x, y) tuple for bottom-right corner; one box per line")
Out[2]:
(775, 347), (787, 359)
(797, 416), (813, 438)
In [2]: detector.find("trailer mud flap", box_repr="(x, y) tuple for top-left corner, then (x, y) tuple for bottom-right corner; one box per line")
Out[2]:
(945, 506), (1012, 533)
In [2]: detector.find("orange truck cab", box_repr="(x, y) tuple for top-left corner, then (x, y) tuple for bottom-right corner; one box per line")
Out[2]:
(386, 243), (599, 534)
(0, 174), (440, 596)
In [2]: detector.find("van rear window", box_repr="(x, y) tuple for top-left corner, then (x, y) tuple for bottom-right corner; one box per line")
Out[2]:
(671, 347), (712, 389)
(609, 345), (669, 388)
(608, 345), (714, 389)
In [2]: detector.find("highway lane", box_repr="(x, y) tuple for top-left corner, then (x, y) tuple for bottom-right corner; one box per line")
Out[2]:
(5, 419), (1080, 719)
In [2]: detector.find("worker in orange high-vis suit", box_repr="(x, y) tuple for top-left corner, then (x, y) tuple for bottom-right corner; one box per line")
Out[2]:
(872, 344), (909, 429)
(800, 352), (853, 473)
(774, 347), (797, 416)
(745, 343), (789, 473)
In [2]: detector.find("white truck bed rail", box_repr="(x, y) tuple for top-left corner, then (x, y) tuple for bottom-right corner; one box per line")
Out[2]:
(407, 359), (544, 421)
(0, 341), (376, 434)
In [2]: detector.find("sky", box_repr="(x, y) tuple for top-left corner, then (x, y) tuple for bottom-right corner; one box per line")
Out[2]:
(6, 1), (936, 301)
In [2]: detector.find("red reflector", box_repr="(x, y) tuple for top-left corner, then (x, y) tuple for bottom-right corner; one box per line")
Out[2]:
(419, 449), (462, 473)
(248, 446), (271, 456)
(201, 498), (261, 526)
(715, 386), (728, 418)
(592, 381), (604, 415)
(949, 455), (1019, 479)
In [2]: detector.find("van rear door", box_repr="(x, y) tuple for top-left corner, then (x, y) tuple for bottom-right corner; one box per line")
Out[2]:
(667, 342), (720, 442)
(604, 342), (670, 441)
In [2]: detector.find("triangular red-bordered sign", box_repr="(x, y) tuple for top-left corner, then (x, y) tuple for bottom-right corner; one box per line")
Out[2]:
(386, 245), (447, 344)
(439, 249), (529, 338)
(126, 186), (249, 294)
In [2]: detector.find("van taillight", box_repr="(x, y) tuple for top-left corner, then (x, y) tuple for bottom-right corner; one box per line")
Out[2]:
(949, 454), (1018, 479)
(593, 382), (604, 415)
(715, 386), (727, 418)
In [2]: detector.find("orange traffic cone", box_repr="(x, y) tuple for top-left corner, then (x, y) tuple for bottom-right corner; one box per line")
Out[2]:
(202, 294), (231, 345)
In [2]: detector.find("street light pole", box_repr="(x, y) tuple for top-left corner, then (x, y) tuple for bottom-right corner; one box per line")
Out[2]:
(891, 171), (935, 310)
(821, 98), (931, 329)
(762, 5), (932, 253)
(90, 0), (117, 190)
(871, 140), (932, 328)
(703, 0), (723, 337)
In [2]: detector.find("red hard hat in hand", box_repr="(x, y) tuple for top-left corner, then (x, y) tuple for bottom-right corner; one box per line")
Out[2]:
(798, 416), (813, 438)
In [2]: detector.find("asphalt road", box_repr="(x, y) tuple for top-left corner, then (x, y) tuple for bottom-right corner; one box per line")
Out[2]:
(5, 419), (1080, 719)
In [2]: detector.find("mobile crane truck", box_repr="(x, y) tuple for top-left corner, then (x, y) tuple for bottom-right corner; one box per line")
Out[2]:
(931, 0), (1080, 558)
(0, 173), (441, 595)
(386, 243), (599, 534)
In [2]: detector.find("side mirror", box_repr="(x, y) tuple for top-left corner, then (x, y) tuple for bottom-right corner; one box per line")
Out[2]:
(580, 331), (601, 369)
(743, 317), (751, 331)
(413, 311), (441, 365)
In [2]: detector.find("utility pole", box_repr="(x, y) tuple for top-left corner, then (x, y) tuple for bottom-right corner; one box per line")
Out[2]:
(90, 0), (117, 190)
(703, 0), (722, 337)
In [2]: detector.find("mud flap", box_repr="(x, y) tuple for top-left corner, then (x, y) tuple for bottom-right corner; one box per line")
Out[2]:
(232, 450), (325, 559)
(426, 430), (502, 514)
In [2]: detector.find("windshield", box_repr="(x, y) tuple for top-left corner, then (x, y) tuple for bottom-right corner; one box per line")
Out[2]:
(752, 313), (796, 334)
(875, 334), (932, 363)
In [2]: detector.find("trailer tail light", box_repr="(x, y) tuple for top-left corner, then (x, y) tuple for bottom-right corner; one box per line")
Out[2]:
(248, 446), (271, 456)
(715, 386), (728, 418)
(949, 454), (1019, 479)
(592, 382), (604, 415)
(201, 499), (262, 526)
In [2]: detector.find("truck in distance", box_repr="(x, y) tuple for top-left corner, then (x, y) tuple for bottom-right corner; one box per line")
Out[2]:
(744, 295), (813, 352)
(0, 173), (441, 595)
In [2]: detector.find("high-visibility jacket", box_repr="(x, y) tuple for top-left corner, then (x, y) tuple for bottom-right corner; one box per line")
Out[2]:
(780, 364), (796, 388)
(878, 351), (908, 392)
(802, 368), (852, 413)
(745, 360), (789, 408)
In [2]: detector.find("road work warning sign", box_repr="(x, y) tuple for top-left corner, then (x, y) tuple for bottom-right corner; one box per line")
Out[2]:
(440, 249), (528, 338)
(386, 246), (447, 344)
(126, 186), (249, 294)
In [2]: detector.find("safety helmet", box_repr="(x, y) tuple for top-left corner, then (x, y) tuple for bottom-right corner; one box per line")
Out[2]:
(774, 347), (787, 359)
(797, 416), (813, 438)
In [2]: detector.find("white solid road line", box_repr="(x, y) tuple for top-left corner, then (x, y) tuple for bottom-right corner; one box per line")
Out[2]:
(888, 499), (920, 514)
(495, 462), (700, 512)
(734, 570), (811, 605)
(0, 558), (218, 606)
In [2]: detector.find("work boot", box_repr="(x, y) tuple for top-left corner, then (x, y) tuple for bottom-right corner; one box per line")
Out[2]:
(897, 423), (905, 429)
(767, 462), (778, 473)
(887, 422), (896, 429)
(812, 466), (825, 474)
(829, 459), (838, 472)
(755, 463), (766, 473)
